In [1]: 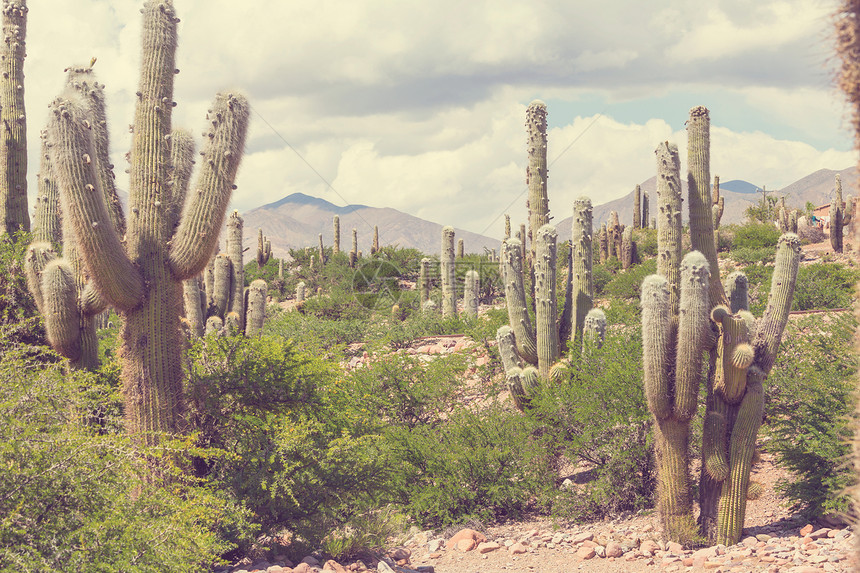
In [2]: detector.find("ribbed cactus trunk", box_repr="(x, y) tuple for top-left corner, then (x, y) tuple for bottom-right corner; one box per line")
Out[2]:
(621, 226), (635, 269)
(256, 228), (271, 267)
(599, 223), (608, 263)
(333, 215), (340, 254)
(533, 225), (558, 379)
(318, 233), (325, 265)
(372, 225), (379, 255)
(463, 269), (478, 318)
(526, 100), (549, 262)
(504, 214), (511, 239)
(43, 1), (248, 447)
(245, 279), (267, 336)
(419, 257), (431, 310)
(0, 0), (28, 235)
(227, 211), (245, 330)
(582, 308), (606, 353)
(296, 281), (306, 303)
(502, 238), (536, 364)
(633, 184), (641, 229)
(570, 197), (593, 343)
(32, 132), (61, 243)
(441, 226), (456, 318)
(457, 238), (464, 259)
(656, 142), (683, 314)
(642, 192), (650, 229)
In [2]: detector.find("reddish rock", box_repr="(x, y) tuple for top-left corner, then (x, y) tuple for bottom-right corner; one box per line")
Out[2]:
(576, 546), (596, 560)
(477, 542), (501, 554)
(293, 564), (311, 573)
(809, 528), (831, 540)
(429, 553), (442, 559)
(571, 532), (594, 544)
(509, 542), (527, 555)
(799, 523), (815, 536)
(666, 541), (684, 554)
(389, 547), (411, 561)
(456, 539), (476, 552)
(639, 540), (659, 556)
(447, 528), (487, 549)
(605, 542), (623, 558)
(323, 560), (348, 572)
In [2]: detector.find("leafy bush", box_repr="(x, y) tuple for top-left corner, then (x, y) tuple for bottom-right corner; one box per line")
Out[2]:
(0, 351), (239, 571)
(793, 263), (859, 311)
(730, 221), (781, 249)
(764, 314), (858, 519)
(798, 224), (825, 245)
(603, 258), (657, 300)
(730, 246), (776, 266)
(0, 232), (47, 354)
(592, 263), (614, 296)
(530, 329), (654, 521)
(632, 228), (658, 258)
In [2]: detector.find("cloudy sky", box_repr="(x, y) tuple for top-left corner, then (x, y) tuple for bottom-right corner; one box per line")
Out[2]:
(24, 0), (857, 238)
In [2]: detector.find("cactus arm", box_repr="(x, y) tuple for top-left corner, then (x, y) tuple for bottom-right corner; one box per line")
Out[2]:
(534, 225), (559, 378)
(47, 96), (144, 310)
(79, 282), (108, 316)
(496, 325), (522, 373)
(702, 408), (729, 481)
(655, 142), (683, 315)
(0, 0), (28, 234)
(32, 132), (62, 244)
(244, 279), (267, 335)
(752, 233), (801, 376)
(724, 271), (749, 313)
(526, 100), (549, 259)
(686, 106), (728, 307)
(570, 197), (593, 343)
(502, 238), (537, 364)
(169, 93), (249, 280)
(167, 128), (195, 231)
(641, 274), (672, 420)
(674, 252), (710, 421)
(582, 308), (606, 353)
(64, 65), (126, 237)
(41, 259), (81, 360)
(24, 242), (56, 314)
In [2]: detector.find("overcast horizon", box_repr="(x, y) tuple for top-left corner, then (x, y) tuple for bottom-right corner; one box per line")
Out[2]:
(23, 0), (858, 238)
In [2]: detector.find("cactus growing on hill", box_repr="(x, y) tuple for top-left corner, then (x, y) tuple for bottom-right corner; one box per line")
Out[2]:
(621, 226), (635, 269)
(440, 226), (456, 317)
(0, 0), (29, 236)
(257, 228), (271, 267)
(633, 184), (641, 229)
(570, 197), (593, 344)
(419, 257), (431, 311)
(317, 233), (325, 266)
(372, 225), (379, 255)
(598, 223), (608, 263)
(333, 215), (340, 254)
(830, 174), (853, 252)
(42, 1), (249, 445)
(526, 100), (549, 260)
(457, 238), (464, 259)
(464, 269), (479, 318)
(642, 192), (650, 229)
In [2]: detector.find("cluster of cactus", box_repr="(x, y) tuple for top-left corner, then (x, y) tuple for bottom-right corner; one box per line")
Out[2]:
(193, 211), (268, 337)
(25, 1), (249, 445)
(497, 101), (606, 410)
(776, 196), (799, 234)
(598, 210), (636, 269)
(829, 174), (854, 252)
(0, 0), (29, 236)
(631, 184), (651, 230)
(257, 228), (271, 267)
(643, 107), (800, 546)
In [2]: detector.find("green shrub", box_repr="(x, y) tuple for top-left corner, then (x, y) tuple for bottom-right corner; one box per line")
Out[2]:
(0, 232), (47, 354)
(764, 314), (858, 519)
(632, 228), (658, 258)
(592, 263), (614, 296)
(603, 258), (657, 300)
(730, 221), (781, 249)
(793, 263), (859, 311)
(0, 351), (240, 571)
(529, 329), (654, 521)
(730, 246), (776, 266)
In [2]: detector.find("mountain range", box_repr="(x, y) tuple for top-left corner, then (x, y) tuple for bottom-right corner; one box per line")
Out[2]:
(238, 166), (857, 259)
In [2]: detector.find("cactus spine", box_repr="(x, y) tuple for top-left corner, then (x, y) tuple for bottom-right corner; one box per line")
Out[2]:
(0, 0), (28, 235)
(44, 2), (249, 445)
(441, 225), (456, 317)
(333, 215), (340, 254)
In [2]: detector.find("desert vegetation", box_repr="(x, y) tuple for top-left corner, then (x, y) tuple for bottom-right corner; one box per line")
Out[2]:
(1, 1), (860, 571)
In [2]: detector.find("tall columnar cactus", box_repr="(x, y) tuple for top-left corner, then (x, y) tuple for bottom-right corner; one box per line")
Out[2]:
(440, 225), (456, 318)
(32, 131), (61, 243)
(245, 279), (267, 336)
(582, 308), (606, 352)
(0, 0), (28, 235)
(44, 1), (249, 445)
(608, 211), (621, 259)
(504, 214), (511, 239)
(333, 214), (340, 254)
(830, 174), (852, 253)
(533, 224), (559, 379)
(419, 257), (431, 311)
(227, 211), (246, 328)
(318, 233), (325, 266)
(633, 184), (641, 229)
(257, 228), (271, 267)
(712, 176), (724, 230)
(570, 197), (593, 343)
(349, 227), (357, 267)
(296, 281), (306, 303)
(642, 191), (650, 229)
(182, 275), (205, 337)
(621, 226), (635, 270)
(526, 100), (549, 260)
(464, 269), (479, 318)
(643, 108), (801, 546)
(598, 223), (608, 263)
(457, 238), (464, 259)
(372, 225), (379, 255)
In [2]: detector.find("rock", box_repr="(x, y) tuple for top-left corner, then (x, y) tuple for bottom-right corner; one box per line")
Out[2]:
(605, 542), (624, 558)
(809, 528), (831, 540)
(666, 541), (684, 554)
(576, 546), (596, 559)
(377, 561), (395, 573)
(446, 529), (486, 550)
(756, 533), (772, 542)
(571, 532), (594, 544)
(428, 553), (441, 559)
(292, 565), (311, 573)
(477, 542), (500, 554)
(639, 540), (659, 556)
(799, 524), (815, 537)
(427, 539), (444, 553)
(389, 548), (410, 561)
(323, 560), (348, 572)
(509, 542), (527, 555)
(301, 556), (320, 567)
(455, 539), (476, 552)
(594, 545), (606, 558)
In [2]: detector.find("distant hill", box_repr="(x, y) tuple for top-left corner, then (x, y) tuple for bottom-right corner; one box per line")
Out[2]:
(240, 193), (502, 260)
